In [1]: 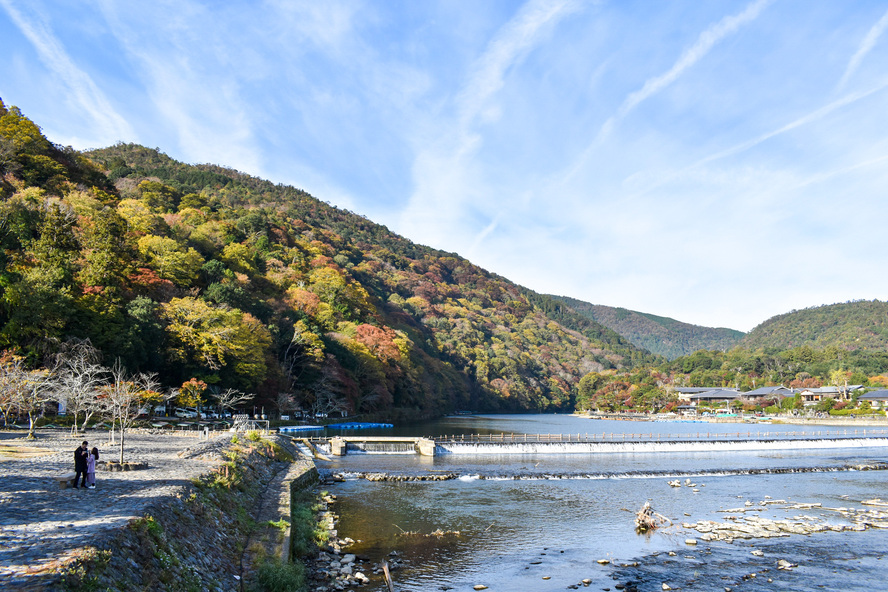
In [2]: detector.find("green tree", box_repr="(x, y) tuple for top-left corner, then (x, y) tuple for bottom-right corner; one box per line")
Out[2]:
(160, 297), (271, 388)
(137, 235), (204, 286)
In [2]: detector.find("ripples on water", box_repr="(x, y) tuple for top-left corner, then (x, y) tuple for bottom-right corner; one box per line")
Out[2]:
(320, 415), (888, 591)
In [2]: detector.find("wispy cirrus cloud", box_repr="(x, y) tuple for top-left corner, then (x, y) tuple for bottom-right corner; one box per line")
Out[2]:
(598, 0), (773, 140)
(94, 0), (263, 173)
(838, 7), (888, 90)
(689, 78), (888, 170)
(0, 0), (133, 143)
(400, 0), (581, 253)
(457, 0), (580, 133)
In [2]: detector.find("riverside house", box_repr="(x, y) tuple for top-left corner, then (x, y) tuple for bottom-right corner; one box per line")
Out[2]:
(742, 386), (793, 402)
(798, 385), (865, 405)
(856, 389), (888, 411)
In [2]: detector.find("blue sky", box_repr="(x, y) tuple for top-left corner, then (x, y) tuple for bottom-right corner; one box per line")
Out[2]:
(2, 0), (888, 332)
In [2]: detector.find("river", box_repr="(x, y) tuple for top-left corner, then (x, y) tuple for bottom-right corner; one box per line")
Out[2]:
(314, 414), (888, 591)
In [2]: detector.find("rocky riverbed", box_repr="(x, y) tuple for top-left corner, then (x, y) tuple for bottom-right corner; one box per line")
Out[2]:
(680, 496), (888, 542)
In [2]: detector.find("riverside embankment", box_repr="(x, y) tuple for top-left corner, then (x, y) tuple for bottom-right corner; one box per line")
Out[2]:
(0, 429), (317, 591)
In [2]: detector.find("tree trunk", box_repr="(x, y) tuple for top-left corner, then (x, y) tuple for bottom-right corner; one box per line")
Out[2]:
(80, 411), (94, 432)
(27, 411), (37, 439)
(119, 427), (125, 464)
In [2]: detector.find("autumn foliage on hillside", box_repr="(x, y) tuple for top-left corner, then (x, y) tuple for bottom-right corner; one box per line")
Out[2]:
(739, 301), (888, 352)
(554, 296), (745, 360)
(0, 100), (654, 419)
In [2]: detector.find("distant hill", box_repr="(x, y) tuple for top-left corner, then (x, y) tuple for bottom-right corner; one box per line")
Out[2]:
(739, 300), (888, 351)
(0, 99), (658, 420)
(552, 297), (744, 360)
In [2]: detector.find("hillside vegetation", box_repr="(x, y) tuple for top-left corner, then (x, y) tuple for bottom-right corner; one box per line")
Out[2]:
(554, 296), (744, 359)
(0, 99), (657, 419)
(739, 301), (888, 352)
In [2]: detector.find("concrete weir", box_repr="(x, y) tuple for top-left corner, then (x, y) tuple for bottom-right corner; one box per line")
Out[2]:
(310, 431), (888, 457)
(327, 436), (436, 456)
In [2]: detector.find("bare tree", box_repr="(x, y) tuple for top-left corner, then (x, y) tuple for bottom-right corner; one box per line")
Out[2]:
(0, 352), (57, 439)
(104, 360), (160, 463)
(53, 340), (108, 434)
(310, 361), (349, 418)
(274, 391), (296, 418)
(0, 353), (15, 428)
(213, 387), (254, 415)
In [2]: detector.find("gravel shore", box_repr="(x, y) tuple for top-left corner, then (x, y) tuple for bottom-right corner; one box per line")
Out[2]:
(0, 428), (226, 587)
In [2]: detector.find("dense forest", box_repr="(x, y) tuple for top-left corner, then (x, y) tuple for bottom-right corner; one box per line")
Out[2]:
(739, 301), (888, 351)
(0, 100), (657, 420)
(553, 296), (745, 359)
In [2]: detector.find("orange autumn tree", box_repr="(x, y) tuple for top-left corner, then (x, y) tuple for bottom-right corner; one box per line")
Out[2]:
(178, 378), (207, 410)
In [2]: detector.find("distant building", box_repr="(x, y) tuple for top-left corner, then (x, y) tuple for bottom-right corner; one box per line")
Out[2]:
(742, 386), (792, 401)
(674, 387), (738, 401)
(857, 390), (888, 410)
(798, 385), (865, 405)
(687, 389), (742, 405)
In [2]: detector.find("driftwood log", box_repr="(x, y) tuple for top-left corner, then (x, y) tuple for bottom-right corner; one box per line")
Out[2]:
(635, 501), (671, 533)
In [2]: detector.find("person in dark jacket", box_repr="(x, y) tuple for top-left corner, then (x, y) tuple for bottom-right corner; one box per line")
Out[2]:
(73, 441), (89, 489)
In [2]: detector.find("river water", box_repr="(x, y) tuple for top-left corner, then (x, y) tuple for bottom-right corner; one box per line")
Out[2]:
(315, 415), (888, 591)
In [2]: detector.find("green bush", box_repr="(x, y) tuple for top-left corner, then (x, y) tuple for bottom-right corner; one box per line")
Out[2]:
(255, 558), (306, 592)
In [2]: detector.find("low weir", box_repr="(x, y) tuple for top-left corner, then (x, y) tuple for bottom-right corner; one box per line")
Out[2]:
(303, 429), (888, 456)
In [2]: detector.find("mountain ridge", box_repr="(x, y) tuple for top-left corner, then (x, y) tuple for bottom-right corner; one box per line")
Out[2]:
(552, 296), (745, 359)
(0, 99), (658, 420)
(739, 300), (888, 352)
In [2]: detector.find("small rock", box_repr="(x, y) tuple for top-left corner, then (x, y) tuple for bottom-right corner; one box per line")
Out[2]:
(751, 550), (764, 557)
(597, 559), (610, 565)
(473, 586), (488, 591)
(685, 539), (698, 545)
(662, 584), (671, 590)
(542, 576), (551, 580)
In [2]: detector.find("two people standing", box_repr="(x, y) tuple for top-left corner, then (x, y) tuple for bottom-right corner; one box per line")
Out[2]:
(73, 441), (99, 489)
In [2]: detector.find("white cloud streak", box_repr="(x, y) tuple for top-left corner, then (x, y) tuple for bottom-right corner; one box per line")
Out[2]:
(619, 78), (888, 201)
(598, 0), (773, 140)
(690, 78), (888, 169)
(0, 0), (134, 143)
(94, 0), (262, 173)
(838, 7), (888, 90)
(458, 0), (580, 132)
(401, 0), (581, 249)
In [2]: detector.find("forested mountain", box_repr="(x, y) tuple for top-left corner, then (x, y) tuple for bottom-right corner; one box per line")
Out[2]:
(552, 296), (744, 360)
(0, 100), (657, 420)
(739, 301), (888, 352)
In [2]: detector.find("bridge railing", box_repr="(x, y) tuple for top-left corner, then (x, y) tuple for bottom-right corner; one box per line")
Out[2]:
(432, 429), (888, 444)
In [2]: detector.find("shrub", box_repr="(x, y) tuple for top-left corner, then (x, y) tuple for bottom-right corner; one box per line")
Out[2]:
(256, 558), (306, 592)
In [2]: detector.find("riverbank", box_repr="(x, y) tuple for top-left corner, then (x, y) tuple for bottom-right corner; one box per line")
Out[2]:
(0, 429), (317, 591)
(580, 412), (888, 427)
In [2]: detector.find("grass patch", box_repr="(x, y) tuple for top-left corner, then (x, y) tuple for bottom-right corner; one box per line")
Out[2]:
(255, 557), (306, 592)
(289, 490), (329, 559)
(59, 548), (112, 592)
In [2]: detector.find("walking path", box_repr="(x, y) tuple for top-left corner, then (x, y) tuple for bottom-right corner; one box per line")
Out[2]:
(0, 429), (226, 588)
